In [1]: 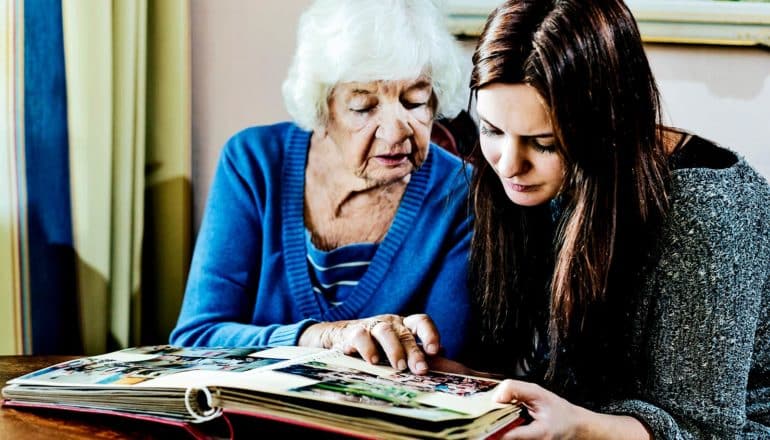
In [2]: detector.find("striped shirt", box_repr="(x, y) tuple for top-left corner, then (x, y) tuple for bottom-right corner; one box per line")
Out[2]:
(305, 229), (378, 309)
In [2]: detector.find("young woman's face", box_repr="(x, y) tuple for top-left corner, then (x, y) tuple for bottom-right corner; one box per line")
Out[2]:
(323, 77), (434, 185)
(476, 83), (565, 207)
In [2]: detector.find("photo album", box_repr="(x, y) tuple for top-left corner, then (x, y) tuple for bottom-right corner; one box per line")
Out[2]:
(1, 345), (523, 439)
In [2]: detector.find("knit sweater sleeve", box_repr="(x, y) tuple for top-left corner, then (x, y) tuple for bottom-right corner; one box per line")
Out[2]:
(170, 128), (315, 347)
(601, 166), (770, 439)
(420, 163), (474, 359)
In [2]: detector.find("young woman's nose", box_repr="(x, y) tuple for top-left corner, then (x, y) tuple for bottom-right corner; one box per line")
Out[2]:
(497, 141), (531, 178)
(375, 105), (413, 146)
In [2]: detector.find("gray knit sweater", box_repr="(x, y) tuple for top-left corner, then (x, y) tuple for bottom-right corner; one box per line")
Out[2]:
(602, 141), (770, 439)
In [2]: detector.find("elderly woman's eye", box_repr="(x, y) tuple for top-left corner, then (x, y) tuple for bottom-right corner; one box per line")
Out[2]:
(350, 107), (373, 114)
(403, 101), (427, 110)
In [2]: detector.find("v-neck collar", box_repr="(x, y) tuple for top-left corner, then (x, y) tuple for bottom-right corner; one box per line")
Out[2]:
(281, 124), (432, 321)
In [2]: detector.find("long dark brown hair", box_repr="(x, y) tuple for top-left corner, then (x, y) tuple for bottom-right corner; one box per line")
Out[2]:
(469, 0), (669, 397)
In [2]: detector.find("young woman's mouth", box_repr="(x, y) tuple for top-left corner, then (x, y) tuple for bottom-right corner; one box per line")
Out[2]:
(504, 181), (540, 192)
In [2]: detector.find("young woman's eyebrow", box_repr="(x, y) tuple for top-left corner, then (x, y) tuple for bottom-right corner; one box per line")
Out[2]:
(477, 115), (500, 131)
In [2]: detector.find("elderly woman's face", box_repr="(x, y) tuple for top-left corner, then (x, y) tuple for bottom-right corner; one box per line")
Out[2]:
(324, 77), (434, 185)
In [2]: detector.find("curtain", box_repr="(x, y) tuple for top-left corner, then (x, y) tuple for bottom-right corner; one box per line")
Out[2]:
(0, 0), (25, 354)
(0, 0), (191, 355)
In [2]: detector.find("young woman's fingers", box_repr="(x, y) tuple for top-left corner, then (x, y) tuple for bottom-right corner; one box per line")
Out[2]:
(403, 314), (441, 355)
(493, 379), (547, 405)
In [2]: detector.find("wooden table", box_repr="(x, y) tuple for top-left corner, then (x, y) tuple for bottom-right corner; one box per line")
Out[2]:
(0, 355), (352, 439)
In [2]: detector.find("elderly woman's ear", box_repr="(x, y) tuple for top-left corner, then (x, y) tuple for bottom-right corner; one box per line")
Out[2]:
(429, 91), (439, 117)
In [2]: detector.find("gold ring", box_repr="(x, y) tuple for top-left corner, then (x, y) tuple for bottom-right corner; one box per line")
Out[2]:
(365, 320), (384, 332)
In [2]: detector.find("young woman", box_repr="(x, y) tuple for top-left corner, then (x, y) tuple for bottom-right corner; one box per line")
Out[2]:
(464, 0), (770, 438)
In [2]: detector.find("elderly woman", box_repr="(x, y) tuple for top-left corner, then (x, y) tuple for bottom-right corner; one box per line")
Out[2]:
(170, 0), (471, 375)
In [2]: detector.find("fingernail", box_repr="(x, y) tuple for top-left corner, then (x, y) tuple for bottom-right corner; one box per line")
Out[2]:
(397, 359), (407, 371)
(416, 361), (428, 372)
(370, 355), (379, 364)
(426, 344), (438, 354)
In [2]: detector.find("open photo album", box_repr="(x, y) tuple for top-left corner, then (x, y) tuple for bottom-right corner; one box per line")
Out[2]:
(1, 345), (523, 439)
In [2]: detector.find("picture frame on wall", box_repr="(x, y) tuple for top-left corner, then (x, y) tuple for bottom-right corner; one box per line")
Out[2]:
(445, 0), (770, 47)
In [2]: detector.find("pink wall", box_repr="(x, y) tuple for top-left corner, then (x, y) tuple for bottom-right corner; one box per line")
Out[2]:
(191, 0), (312, 229)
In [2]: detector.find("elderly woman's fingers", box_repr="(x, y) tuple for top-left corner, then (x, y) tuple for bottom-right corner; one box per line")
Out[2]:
(369, 321), (408, 371)
(345, 321), (382, 364)
(301, 316), (436, 374)
(403, 314), (441, 355)
(398, 325), (429, 375)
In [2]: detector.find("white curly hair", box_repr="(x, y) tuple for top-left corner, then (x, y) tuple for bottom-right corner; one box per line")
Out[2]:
(282, 0), (467, 131)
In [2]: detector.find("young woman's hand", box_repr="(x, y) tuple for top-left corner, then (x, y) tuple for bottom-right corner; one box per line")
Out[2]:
(298, 313), (440, 374)
(493, 380), (651, 440)
(493, 379), (586, 439)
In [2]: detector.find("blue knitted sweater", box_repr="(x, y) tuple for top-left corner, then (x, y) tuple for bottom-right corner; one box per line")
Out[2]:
(170, 122), (473, 359)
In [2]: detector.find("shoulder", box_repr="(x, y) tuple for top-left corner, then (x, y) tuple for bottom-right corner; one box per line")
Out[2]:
(219, 121), (309, 167)
(668, 145), (770, 228)
(424, 144), (473, 196)
(211, 122), (311, 197)
(663, 143), (770, 269)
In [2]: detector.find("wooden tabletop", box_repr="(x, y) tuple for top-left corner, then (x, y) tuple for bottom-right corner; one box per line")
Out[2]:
(0, 355), (199, 439)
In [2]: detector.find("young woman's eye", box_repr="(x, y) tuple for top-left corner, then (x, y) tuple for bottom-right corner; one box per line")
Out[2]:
(531, 138), (557, 153)
(479, 124), (502, 137)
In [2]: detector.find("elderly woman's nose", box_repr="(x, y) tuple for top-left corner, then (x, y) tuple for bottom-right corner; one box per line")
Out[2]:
(375, 108), (414, 145)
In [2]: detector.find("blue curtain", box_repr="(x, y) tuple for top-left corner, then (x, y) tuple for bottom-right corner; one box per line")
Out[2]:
(6, 0), (193, 355)
(23, 0), (80, 354)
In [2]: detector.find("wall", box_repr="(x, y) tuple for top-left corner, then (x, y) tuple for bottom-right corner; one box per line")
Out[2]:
(191, 0), (312, 230)
(647, 44), (770, 179)
(191, 2), (770, 230)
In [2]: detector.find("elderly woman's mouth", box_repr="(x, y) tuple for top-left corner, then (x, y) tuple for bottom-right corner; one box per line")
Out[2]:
(374, 154), (410, 166)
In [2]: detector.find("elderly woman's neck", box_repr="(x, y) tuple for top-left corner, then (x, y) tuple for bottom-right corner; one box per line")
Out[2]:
(306, 132), (409, 211)
(304, 132), (409, 248)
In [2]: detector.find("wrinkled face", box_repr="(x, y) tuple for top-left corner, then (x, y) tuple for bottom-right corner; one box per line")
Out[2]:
(476, 83), (565, 207)
(324, 77), (434, 185)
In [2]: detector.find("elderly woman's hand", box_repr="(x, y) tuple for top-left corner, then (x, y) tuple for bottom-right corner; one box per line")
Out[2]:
(298, 313), (440, 374)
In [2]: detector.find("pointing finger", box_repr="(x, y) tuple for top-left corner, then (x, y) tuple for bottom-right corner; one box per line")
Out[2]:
(403, 314), (441, 355)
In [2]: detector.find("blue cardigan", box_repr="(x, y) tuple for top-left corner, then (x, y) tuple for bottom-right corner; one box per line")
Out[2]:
(171, 122), (473, 359)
